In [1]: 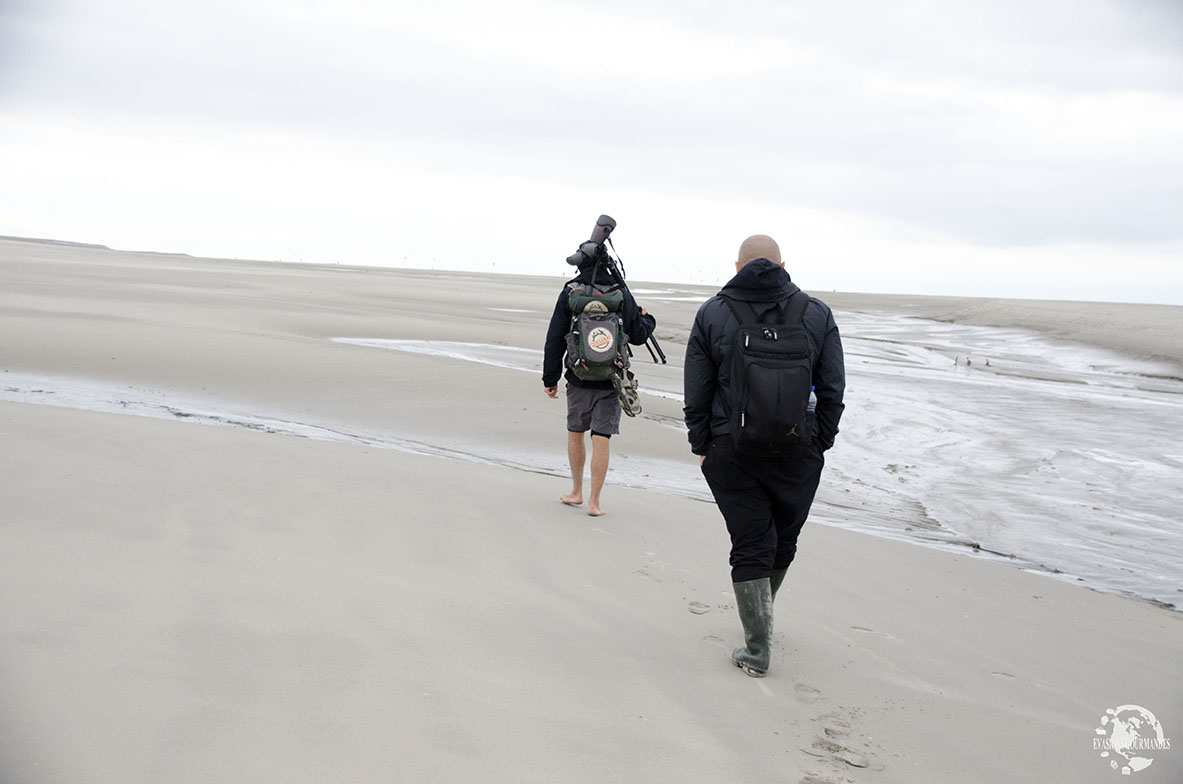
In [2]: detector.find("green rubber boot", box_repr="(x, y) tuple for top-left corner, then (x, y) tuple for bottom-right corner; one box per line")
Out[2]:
(731, 578), (773, 677)
(770, 567), (789, 602)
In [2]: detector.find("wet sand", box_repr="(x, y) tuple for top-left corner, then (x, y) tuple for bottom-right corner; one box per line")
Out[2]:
(2, 238), (1181, 783)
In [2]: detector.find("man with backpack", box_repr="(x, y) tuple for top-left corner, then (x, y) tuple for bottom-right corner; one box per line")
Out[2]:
(683, 234), (845, 677)
(543, 245), (656, 517)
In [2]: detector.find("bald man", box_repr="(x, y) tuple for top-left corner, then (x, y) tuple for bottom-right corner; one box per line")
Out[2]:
(683, 235), (845, 677)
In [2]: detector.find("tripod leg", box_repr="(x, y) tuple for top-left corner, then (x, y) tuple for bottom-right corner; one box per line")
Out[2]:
(649, 337), (667, 364)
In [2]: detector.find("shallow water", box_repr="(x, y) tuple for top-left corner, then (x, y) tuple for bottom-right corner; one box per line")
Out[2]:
(331, 339), (688, 402)
(5, 312), (1181, 608)
(828, 311), (1183, 608)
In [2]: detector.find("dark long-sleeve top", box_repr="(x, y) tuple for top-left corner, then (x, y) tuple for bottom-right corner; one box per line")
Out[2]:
(542, 265), (657, 390)
(683, 259), (845, 455)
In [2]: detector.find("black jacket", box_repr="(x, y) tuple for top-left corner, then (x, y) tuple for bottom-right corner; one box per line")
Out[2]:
(542, 265), (657, 390)
(683, 259), (845, 455)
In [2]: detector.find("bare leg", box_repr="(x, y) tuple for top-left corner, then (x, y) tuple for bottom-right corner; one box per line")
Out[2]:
(588, 434), (610, 516)
(561, 430), (585, 505)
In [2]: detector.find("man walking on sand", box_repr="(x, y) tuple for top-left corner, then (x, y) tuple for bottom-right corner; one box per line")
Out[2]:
(684, 235), (845, 677)
(543, 249), (656, 517)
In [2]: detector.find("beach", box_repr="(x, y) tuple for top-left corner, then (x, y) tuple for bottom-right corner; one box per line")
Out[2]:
(1, 237), (1181, 783)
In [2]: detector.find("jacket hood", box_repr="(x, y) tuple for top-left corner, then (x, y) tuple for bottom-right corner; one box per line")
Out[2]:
(573, 262), (623, 289)
(719, 258), (797, 302)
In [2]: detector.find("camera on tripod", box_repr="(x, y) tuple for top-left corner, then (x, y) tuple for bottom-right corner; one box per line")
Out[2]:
(566, 215), (617, 268)
(564, 214), (666, 367)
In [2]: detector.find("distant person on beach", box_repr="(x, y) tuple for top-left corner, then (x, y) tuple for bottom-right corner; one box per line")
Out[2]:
(543, 248), (656, 517)
(683, 234), (845, 677)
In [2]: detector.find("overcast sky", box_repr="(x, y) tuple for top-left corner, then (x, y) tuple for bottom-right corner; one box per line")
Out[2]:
(2, 0), (1181, 303)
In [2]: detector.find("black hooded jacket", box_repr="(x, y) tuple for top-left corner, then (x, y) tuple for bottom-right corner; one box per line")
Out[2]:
(683, 259), (845, 455)
(542, 264), (657, 390)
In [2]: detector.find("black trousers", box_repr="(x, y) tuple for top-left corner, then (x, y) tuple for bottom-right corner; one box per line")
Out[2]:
(701, 435), (826, 583)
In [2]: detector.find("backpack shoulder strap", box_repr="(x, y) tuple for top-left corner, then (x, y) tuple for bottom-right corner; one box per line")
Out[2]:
(783, 290), (809, 325)
(721, 293), (807, 325)
(719, 294), (760, 325)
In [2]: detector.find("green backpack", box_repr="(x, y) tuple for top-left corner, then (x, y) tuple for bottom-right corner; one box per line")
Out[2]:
(564, 283), (629, 381)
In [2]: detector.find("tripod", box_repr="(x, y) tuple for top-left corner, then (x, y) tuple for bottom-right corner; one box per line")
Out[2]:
(596, 242), (666, 367)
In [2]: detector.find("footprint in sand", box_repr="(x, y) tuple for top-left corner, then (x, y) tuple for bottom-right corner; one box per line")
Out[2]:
(634, 552), (667, 582)
(809, 736), (878, 770)
(794, 684), (823, 704)
(794, 691), (883, 777)
(688, 601), (711, 615)
(817, 713), (851, 738)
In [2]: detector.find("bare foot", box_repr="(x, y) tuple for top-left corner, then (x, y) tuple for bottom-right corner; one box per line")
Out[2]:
(560, 493), (583, 506)
(587, 504), (605, 517)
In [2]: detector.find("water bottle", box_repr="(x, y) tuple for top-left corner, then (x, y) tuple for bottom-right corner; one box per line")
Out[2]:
(807, 386), (817, 413)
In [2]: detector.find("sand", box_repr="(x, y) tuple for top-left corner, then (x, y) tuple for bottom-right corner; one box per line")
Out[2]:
(1, 237), (1180, 783)
(822, 291), (1183, 373)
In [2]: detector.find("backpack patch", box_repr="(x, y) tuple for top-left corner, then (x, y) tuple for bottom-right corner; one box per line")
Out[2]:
(723, 292), (813, 456)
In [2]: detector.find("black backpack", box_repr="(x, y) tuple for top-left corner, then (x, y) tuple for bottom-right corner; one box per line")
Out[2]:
(721, 292), (813, 456)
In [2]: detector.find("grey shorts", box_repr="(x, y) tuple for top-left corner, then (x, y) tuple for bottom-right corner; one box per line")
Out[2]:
(566, 383), (621, 436)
